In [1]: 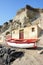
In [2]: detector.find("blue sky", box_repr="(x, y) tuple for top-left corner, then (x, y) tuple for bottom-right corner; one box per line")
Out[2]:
(0, 0), (43, 25)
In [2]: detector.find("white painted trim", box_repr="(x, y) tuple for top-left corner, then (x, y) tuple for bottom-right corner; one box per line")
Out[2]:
(7, 42), (36, 48)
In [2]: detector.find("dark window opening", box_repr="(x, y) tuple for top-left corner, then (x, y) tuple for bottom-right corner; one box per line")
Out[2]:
(6, 32), (10, 35)
(32, 28), (35, 32)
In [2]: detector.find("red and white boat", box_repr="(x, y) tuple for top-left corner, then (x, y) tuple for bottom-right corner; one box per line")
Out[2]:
(6, 38), (38, 48)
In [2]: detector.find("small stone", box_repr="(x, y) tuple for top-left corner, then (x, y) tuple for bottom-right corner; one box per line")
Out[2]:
(38, 50), (43, 54)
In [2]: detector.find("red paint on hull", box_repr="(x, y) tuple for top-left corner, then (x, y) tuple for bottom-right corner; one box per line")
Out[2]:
(7, 38), (38, 44)
(6, 38), (38, 48)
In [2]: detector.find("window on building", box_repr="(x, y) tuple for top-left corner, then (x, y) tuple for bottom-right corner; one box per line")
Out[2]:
(5, 31), (11, 40)
(6, 32), (10, 35)
(32, 28), (35, 32)
(13, 31), (15, 33)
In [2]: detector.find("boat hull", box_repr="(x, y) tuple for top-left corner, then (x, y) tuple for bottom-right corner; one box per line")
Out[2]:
(7, 42), (37, 48)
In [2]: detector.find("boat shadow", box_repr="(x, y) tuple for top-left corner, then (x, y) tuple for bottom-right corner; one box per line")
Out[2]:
(26, 47), (43, 50)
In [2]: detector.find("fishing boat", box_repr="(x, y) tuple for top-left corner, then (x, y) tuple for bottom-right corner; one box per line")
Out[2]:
(7, 38), (38, 48)
(6, 25), (40, 48)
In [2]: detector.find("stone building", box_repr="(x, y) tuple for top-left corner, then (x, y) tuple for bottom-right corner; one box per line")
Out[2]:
(12, 25), (41, 40)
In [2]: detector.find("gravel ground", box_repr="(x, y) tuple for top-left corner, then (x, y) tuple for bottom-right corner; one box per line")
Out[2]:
(11, 48), (43, 65)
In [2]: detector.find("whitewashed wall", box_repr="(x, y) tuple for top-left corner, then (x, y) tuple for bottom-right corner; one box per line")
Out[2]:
(12, 29), (19, 39)
(24, 26), (38, 39)
(12, 25), (39, 39)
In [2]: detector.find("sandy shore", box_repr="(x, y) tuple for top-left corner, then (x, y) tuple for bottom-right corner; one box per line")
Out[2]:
(11, 43), (43, 65)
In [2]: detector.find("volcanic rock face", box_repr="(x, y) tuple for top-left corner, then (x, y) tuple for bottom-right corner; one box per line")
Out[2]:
(0, 45), (24, 65)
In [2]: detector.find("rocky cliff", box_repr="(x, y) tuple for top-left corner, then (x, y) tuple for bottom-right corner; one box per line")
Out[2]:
(0, 5), (43, 34)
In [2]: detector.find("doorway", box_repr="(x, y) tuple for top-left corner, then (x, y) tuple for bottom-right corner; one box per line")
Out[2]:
(19, 29), (24, 39)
